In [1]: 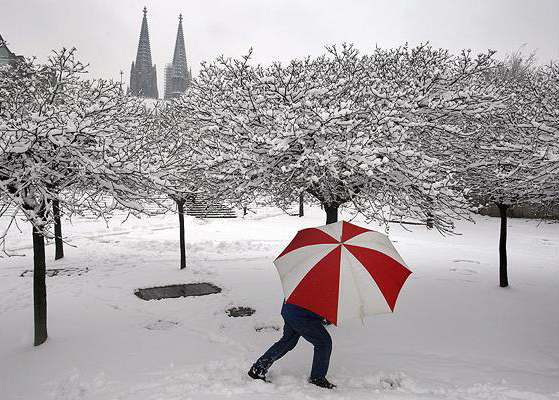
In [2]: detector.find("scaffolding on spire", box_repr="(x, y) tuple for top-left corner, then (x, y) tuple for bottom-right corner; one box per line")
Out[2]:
(164, 13), (192, 99)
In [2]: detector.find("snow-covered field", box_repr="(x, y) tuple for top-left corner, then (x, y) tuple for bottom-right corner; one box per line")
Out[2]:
(1, 206), (558, 400)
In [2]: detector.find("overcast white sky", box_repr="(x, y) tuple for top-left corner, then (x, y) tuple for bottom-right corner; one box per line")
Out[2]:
(1, 0), (557, 93)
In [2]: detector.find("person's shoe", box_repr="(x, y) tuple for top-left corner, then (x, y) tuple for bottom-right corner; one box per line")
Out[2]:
(309, 377), (336, 389)
(248, 365), (267, 381)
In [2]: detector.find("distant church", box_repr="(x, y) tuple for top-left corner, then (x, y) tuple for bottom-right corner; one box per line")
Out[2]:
(129, 7), (191, 100)
(0, 34), (25, 66)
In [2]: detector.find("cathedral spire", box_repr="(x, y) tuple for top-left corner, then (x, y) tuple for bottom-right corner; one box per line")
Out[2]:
(172, 13), (188, 76)
(164, 13), (191, 99)
(135, 6), (153, 71)
(130, 6), (158, 98)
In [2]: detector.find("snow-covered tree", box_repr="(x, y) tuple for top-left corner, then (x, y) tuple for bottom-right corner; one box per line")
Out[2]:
(0, 48), (155, 345)
(179, 44), (500, 233)
(140, 100), (206, 269)
(175, 52), (267, 212)
(526, 62), (559, 206)
(452, 52), (558, 287)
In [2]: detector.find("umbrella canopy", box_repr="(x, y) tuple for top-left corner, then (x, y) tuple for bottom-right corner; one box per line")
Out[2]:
(274, 220), (412, 326)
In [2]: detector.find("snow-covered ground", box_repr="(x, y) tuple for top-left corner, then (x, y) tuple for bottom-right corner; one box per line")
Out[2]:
(1, 206), (557, 400)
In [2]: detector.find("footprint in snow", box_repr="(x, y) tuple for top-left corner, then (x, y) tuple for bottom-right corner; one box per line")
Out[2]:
(255, 325), (280, 332)
(145, 320), (179, 331)
(449, 268), (479, 275)
(379, 376), (401, 389)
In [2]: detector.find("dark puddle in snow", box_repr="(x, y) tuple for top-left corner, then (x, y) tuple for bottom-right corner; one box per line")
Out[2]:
(20, 267), (89, 278)
(134, 283), (222, 301)
(226, 306), (255, 317)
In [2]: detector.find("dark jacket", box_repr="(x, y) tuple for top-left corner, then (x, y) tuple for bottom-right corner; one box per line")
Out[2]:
(281, 302), (323, 321)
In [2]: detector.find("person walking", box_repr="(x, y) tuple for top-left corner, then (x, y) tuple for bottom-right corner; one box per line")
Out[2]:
(248, 301), (336, 389)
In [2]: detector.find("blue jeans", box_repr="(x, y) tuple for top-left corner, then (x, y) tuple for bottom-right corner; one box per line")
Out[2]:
(254, 303), (332, 379)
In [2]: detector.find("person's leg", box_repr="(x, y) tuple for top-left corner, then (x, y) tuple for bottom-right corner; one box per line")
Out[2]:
(252, 319), (300, 373)
(292, 318), (332, 380)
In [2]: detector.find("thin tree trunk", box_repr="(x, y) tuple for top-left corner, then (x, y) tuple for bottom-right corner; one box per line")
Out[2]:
(324, 203), (339, 224)
(425, 198), (434, 229)
(32, 224), (48, 346)
(53, 199), (64, 260)
(177, 199), (187, 270)
(299, 193), (304, 217)
(426, 211), (434, 229)
(497, 203), (509, 288)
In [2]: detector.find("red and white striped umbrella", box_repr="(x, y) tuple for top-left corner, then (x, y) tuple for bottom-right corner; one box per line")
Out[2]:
(274, 220), (412, 326)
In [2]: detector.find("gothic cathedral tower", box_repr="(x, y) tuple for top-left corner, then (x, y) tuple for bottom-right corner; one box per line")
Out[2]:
(130, 7), (158, 99)
(164, 14), (192, 99)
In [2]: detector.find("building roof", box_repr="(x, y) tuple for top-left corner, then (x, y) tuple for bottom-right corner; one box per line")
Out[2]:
(0, 34), (25, 65)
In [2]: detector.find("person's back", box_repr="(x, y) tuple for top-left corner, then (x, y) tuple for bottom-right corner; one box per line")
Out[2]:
(280, 302), (322, 320)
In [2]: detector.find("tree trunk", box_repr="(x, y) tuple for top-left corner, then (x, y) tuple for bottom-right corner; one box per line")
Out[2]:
(426, 211), (434, 229)
(497, 203), (509, 288)
(32, 225), (48, 346)
(299, 193), (304, 217)
(176, 199), (187, 270)
(324, 203), (339, 224)
(425, 197), (434, 229)
(53, 199), (64, 260)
